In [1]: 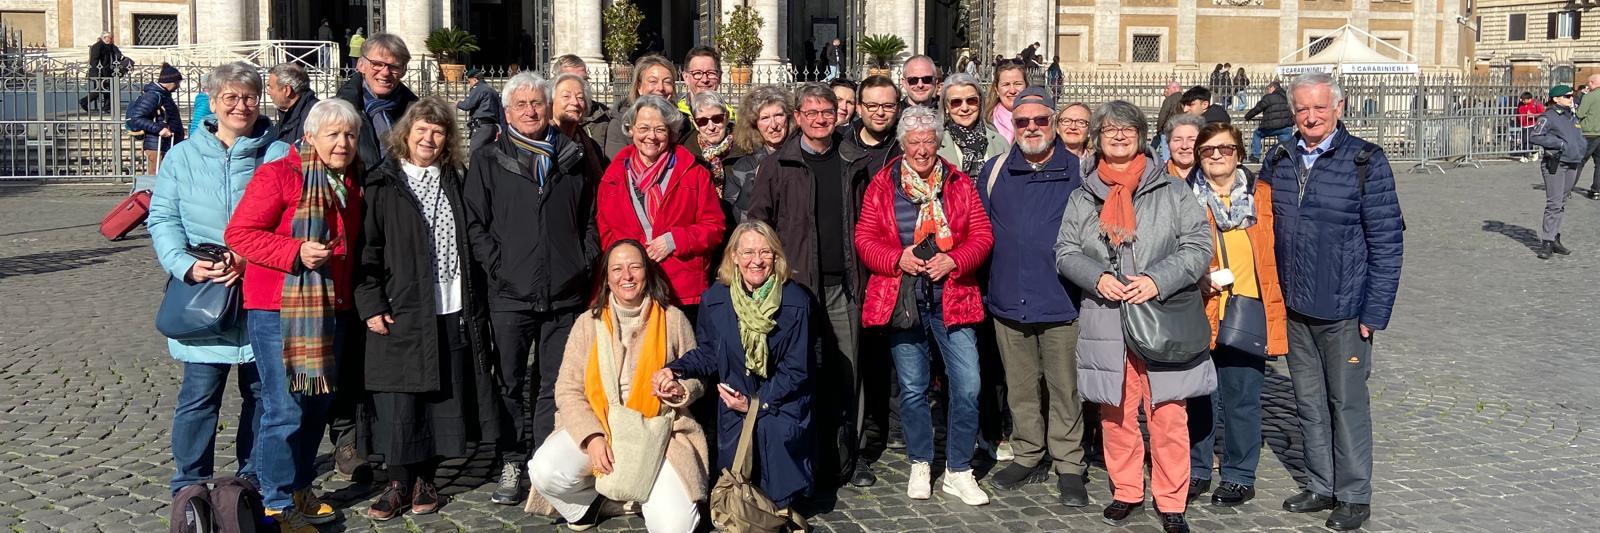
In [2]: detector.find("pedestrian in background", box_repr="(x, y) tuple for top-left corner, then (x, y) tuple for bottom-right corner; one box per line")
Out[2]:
(1516, 91), (1545, 163)
(266, 63), (320, 146)
(126, 63), (186, 174)
(822, 38), (844, 81)
(458, 68), (503, 155)
(1531, 84), (1586, 260)
(347, 28), (365, 70)
(1243, 81), (1294, 163)
(1573, 74), (1600, 199)
(1156, 80), (1184, 162)
(81, 32), (124, 113)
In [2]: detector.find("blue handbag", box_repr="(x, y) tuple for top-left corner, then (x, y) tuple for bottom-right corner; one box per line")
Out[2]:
(156, 275), (243, 341)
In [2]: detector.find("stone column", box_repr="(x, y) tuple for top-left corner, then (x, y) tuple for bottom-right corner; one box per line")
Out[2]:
(196, 0), (248, 45)
(740, 0), (789, 68)
(1279, 0), (1300, 63)
(1094, 0), (1120, 67)
(995, 0), (1051, 62)
(72, 0), (105, 48)
(553, 0), (603, 68)
(383, 0), (432, 61)
(1176, 0), (1196, 66)
(864, 0), (921, 61)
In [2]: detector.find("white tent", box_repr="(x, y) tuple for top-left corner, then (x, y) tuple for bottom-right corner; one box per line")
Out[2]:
(1276, 25), (1418, 75)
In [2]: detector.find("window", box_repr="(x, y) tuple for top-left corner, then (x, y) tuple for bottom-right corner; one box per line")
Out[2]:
(1131, 34), (1161, 63)
(133, 14), (178, 46)
(1058, 33), (1084, 63)
(1508, 13), (1526, 41)
(1475, 16), (1481, 42)
(1308, 36), (1334, 57)
(1550, 11), (1581, 40)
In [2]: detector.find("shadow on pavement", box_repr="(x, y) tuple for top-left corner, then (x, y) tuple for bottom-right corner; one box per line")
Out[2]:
(0, 244), (142, 278)
(1261, 365), (1310, 490)
(1481, 219), (1542, 252)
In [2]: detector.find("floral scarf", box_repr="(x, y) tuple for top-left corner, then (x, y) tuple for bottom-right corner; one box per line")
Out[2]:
(900, 158), (954, 252)
(699, 135), (732, 194)
(947, 119), (989, 178)
(1193, 168), (1256, 231)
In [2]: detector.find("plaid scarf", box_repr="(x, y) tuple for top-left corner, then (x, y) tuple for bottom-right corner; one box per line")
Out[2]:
(507, 127), (557, 190)
(899, 158), (954, 252)
(279, 147), (346, 394)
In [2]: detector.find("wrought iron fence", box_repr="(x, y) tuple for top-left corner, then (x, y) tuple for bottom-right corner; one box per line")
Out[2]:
(0, 120), (139, 181)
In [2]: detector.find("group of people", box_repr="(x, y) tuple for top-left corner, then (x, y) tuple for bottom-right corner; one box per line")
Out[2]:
(150, 34), (1404, 533)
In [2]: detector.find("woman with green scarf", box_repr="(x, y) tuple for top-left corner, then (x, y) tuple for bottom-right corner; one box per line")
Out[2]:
(655, 220), (815, 510)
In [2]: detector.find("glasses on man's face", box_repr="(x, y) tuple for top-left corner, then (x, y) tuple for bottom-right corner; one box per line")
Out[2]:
(1100, 125), (1139, 139)
(688, 69), (720, 81)
(1198, 145), (1239, 158)
(509, 100), (546, 113)
(1059, 118), (1089, 129)
(904, 75), (936, 86)
(1012, 116), (1051, 130)
(218, 93), (260, 109)
(948, 96), (981, 109)
(859, 102), (896, 114)
(798, 109), (837, 121)
(737, 249), (776, 261)
(694, 114), (726, 127)
(364, 57), (406, 74)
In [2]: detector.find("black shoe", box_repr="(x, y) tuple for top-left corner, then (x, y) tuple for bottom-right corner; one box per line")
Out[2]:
(1326, 502), (1371, 531)
(1282, 490), (1337, 513)
(1101, 500), (1143, 526)
(490, 461), (523, 505)
(988, 461), (1049, 491)
(1211, 481), (1255, 507)
(1159, 512), (1190, 533)
(886, 430), (906, 450)
(1538, 241), (1554, 260)
(1186, 477), (1210, 502)
(411, 479), (443, 515)
(1057, 473), (1089, 507)
(1553, 235), (1572, 255)
(848, 462), (877, 487)
(1588, 190), (1600, 200)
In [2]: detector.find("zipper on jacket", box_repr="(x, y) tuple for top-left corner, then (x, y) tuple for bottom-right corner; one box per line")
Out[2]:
(1296, 159), (1311, 207)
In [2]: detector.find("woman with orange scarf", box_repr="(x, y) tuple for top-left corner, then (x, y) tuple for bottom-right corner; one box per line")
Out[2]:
(1054, 100), (1215, 533)
(524, 239), (708, 532)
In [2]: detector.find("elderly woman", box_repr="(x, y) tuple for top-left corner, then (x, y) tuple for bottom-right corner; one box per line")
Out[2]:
(724, 85), (793, 218)
(1054, 100), (1215, 533)
(1164, 114), (1204, 179)
(356, 97), (502, 520)
(986, 60), (1029, 143)
(855, 106), (994, 506)
(148, 60), (290, 501)
(551, 72), (609, 173)
(938, 73), (1008, 178)
(604, 55), (686, 158)
(597, 95), (726, 318)
(655, 221), (813, 519)
(224, 98), (365, 533)
(1181, 123), (1286, 509)
(689, 91), (737, 192)
(526, 239), (707, 532)
(1056, 102), (1093, 161)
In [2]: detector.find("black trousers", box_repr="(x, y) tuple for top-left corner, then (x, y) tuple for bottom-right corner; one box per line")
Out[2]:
(327, 312), (364, 452)
(489, 308), (578, 463)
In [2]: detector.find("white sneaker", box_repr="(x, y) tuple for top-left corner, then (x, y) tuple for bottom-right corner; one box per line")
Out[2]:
(996, 440), (1015, 462)
(941, 470), (991, 506)
(907, 462), (932, 500)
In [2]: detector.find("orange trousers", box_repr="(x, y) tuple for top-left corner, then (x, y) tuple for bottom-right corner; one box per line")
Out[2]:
(1100, 354), (1191, 513)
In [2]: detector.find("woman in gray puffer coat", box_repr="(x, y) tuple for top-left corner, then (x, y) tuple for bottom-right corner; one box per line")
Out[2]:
(1054, 100), (1215, 533)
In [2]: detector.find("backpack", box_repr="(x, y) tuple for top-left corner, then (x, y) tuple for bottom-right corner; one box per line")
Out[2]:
(170, 477), (267, 533)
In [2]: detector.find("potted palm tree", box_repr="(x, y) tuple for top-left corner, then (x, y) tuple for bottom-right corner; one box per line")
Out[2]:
(715, 4), (764, 85)
(603, 0), (645, 85)
(425, 27), (480, 82)
(860, 34), (907, 78)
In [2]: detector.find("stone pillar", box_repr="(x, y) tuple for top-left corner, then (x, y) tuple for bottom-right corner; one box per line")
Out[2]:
(739, 0), (789, 68)
(864, 0), (921, 62)
(72, 0), (105, 48)
(197, 0), (249, 44)
(995, 0), (1050, 62)
(1093, 0), (1120, 67)
(383, 0), (432, 61)
(1413, 0), (1438, 68)
(1279, 0), (1300, 63)
(1176, 0), (1196, 66)
(553, 0), (603, 68)
(1350, 0), (1372, 32)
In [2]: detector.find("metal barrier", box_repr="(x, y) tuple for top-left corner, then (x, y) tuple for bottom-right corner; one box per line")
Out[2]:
(0, 119), (138, 181)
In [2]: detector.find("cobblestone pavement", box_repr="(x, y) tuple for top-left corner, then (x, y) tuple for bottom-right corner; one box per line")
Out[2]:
(3, 162), (1599, 533)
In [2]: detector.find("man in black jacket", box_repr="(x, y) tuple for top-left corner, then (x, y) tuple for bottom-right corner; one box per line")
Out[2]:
(336, 33), (418, 174)
(266, 63), (320, 145)
(457, 68), (503, 154)
(463, 71), (599, 506)
(81, 32), (124, 113)
(1244, 81), (1294, 163)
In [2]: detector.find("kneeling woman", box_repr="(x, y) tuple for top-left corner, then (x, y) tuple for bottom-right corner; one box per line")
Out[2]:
(355, 97), (502, 520)
(656, 221), (814, 514)
(527, 240), (708, 532)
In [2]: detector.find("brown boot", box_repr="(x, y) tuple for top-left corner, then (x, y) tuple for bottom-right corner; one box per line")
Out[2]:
(366, 480), (409, 521)
(411, 478), (443, 515)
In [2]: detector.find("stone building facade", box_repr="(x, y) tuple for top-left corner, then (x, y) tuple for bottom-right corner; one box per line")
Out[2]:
(1471, 0), (1598, 84)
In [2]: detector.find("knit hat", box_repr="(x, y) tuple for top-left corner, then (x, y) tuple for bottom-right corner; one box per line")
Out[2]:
(158, 63), (183, 84)
(1550, 85), (1573, 99)
(1013, 86), (1056, 111)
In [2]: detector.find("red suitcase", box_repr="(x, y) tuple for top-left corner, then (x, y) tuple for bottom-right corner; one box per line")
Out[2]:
(99, 189), (152, 241)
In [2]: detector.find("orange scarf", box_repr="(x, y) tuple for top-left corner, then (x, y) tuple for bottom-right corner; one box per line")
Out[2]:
(1097, 153), (1147, 247)
(584, 302), (668, 438)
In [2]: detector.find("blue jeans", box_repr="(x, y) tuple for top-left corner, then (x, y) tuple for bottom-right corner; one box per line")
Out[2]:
(889, 301), (982, 471)
(1187, 349), (1265, 485)
(824, 65), (839, 81)
(171, 361), (262, 495)
(248, 310), (338, 510)
(1252, 126), (1296, 161)
(1155, 133), (1170, 162)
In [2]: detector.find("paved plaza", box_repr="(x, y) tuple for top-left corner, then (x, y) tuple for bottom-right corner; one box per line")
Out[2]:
(2, 162), (1599, 532)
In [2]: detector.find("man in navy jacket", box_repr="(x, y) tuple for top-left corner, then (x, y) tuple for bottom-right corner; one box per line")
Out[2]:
(1260, 72), (1403, 532)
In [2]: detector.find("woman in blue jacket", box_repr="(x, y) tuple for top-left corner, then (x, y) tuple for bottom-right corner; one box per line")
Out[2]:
(126, 63), (187, 174)
(146, 61), (291, 496)
(655, 220), (814, 514)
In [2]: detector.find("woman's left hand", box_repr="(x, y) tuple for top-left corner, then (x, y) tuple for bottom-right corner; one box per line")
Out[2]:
(651, 368), (685, 402)
(924, 253), (957, 282)
(1123, 275), (1160, 304)
(717, 383), (749, 413)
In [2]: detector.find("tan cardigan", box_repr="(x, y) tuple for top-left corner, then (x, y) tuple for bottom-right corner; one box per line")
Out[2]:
(526, 303), (708, 513)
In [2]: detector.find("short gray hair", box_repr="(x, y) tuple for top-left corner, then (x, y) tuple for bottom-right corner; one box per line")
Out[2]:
(502, 71), (550, 112)
(1089, 100), (1149, 155)
(623, 95), (685, 142)
(1286, 72), (1344, 109)
(896, 106), (943, 143)
(551, 72), (591, 108)
(303, 99), (362, 138)
(690, 91), (727, 116)
(792, 82), (837, 109)
(206, 61), (263, 98)
(1163, 113), (1205, 138)
(360, 33), (412, 66)
(268, 63), (309, 94)
(941, 73), (984, 103)
(553, 54), (587, 73)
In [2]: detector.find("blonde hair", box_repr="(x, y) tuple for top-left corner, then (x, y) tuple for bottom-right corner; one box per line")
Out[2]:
(716, 221), (790, 289)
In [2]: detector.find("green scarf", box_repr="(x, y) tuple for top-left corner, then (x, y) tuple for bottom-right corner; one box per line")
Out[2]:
(728, 278), (782, 378)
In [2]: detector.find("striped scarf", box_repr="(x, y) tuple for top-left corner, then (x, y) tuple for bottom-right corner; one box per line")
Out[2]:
(900, 158), (954, 252)
(507, 127), (557, 190)
(628, 150), (674, 220)
(279, 147), (346, 394)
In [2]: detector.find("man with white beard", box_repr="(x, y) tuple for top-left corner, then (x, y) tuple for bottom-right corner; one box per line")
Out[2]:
(975, 87), (1091, 508)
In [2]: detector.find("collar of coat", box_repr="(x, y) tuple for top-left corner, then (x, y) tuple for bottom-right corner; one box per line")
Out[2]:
(335, 75), (418, 116)
(1078, 147), (1175, 200)
(368, 155), (461, 188)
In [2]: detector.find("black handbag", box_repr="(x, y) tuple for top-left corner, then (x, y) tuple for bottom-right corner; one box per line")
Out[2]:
(155, 246), (243, 341)
(888, 236), (939, 330)
(1211, 225), (1270, 359)
(1107, 236), (1210, 369)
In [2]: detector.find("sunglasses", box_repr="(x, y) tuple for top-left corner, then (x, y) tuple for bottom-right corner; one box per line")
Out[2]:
(948, 96), (981, 109)
(694, 114), (727, 127)
(1198, 145), (1239, 158)
(1012, 116), (1051, 129)
(905, 75), (936, 86)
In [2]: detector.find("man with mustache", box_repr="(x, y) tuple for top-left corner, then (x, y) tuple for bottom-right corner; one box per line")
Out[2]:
(336, 33), (419, 174)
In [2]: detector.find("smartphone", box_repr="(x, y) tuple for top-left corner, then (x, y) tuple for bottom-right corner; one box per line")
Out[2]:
(913, 235), (939, 261)
(184, 243), (230, 263)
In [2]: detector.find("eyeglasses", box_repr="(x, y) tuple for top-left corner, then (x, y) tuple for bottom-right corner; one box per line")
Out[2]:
(904, 75), (936, 86)
(217, 93), (260, 108)
(1198, 145), (1239, 158)
(1012, 116), (1051, 130)
(694, 114), (726, 127)
(859, 102), (897, 114)
(798, 109), (837, 121)
(687, 69), (720, 80)
(509, 100), (546, 112)
(948, 96), (981, 109)
(737, 249), (776, 261)
(1100, 125), (1139, 138)
(363, 57), (406, 74)
(1059, 119), (1089, 129)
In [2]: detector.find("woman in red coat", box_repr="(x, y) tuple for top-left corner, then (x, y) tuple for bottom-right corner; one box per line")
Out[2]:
(854, 106), (993, 506)
(597, 94), (726, 316)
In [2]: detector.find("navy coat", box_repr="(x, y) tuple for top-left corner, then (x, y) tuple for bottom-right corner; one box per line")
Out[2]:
(126, 82), (185, 152)
(666, 281), (813, 508)
(1262, 125), (1404, 330)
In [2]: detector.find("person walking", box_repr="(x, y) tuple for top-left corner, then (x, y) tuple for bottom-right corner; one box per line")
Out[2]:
(458, 68), (503, 155)
(266, 63), (320, 146)
(347, 29), (365, 70)
(81, 32), (124, 113)
(1243, 81), (1294, 163)
(1574, 74), (1600, 199)
(823, 38), (844, 81)
(1259, 73), (1404, 531)
(1530, 85), (1587, 260)
(125, 64), (186, 174)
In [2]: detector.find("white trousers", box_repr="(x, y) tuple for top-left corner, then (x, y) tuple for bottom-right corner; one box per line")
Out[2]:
(528, 429), (701, 533)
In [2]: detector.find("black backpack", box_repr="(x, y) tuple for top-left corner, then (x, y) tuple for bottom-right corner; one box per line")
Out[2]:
(170, 477), (266, 533)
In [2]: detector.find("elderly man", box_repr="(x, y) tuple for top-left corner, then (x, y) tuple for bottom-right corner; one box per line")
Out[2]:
(677, 46), (737, 124)
(462, 72), (599, 507)
(336, 33), (418, 173)
(1574, 74), (1600, 199)
(748, 82), (875, 490)
(553, 54), (613, 152)
(975, 86), (1089, 507)
(1259, 73), (1403, 532)
(266, 63), (320, 145)
(901, 55), (941, 109)
(81, 32), (124, 113)
(458, 68), (503, 154)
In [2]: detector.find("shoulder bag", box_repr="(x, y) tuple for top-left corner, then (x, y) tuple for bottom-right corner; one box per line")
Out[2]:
(710, 399), (807, 533)
(591, 316), (674, 503)
(156, 245), (243, 341)
(1106, 229), (1210, 369)
(1211, 225), (1269, 359)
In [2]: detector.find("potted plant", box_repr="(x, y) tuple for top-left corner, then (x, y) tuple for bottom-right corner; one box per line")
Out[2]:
(425, 27), (480, 82)
(603, 0), (645, 84)
(860, 33), (907, 78)
(715, 4), (764, 84)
